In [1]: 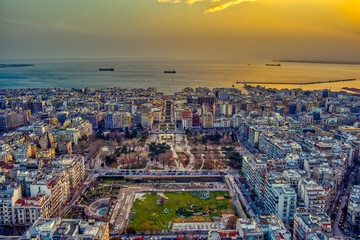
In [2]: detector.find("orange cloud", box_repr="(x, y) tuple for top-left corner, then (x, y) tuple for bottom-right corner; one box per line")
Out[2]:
(205, 0), (257, 13)
(157, 0), (256, 12)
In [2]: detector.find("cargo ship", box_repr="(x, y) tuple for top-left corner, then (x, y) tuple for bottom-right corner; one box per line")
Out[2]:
(164, 70), (176, 74)
(99, 68), (114, 71)
(266, 64), (281, 66)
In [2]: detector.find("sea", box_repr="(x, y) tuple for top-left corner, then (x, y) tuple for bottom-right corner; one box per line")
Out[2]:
(0, 58), (359, 94)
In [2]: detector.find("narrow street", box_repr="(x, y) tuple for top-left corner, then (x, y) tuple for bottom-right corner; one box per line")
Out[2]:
(332, 173), (356, 237)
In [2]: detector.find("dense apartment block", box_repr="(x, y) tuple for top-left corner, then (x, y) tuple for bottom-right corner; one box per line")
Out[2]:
(30, 172), (70, 217)
(347, 185), (360, 230)
(293, 213), (332, 240)
(55, 154), (85, 191)
(264, 180), (297, 226)
(298, 179), (327, 214)
(20, 217), (109, 240)
(0, 183), (22, 226)
(0, 110), (30, 131)
(14, 194), (51, 226)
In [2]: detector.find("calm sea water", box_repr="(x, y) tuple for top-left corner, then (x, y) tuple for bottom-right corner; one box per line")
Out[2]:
(0, 58), (359, 94)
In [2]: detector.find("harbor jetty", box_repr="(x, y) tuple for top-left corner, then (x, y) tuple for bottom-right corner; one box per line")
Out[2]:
(236, 78), (356, 85)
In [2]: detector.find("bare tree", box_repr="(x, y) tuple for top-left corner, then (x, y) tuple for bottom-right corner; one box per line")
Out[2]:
(158, 150), (173, 169)
(140, 151), (148, 167)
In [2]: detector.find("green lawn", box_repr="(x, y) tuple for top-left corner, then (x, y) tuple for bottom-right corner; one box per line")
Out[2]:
(111, 187), (120, 195)
(129, 191), (234, 232)
(93, 186), (109, 194)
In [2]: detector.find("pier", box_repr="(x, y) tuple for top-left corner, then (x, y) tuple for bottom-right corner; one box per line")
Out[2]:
(236, 78), (356, 85)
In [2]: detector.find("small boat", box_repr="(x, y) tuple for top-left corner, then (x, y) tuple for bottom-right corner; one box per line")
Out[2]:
(265, 64), (281, 67)
(164, 70), (176, 74)
(99, 68), (114, 71)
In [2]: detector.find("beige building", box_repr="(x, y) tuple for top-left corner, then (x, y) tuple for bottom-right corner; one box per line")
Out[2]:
(141, 112), (154, 129)
(0, 151), (12, 164)
(236, 218), (264, 240)
(298, 179), (327, 214)
(14, 194), (51, 226)
(30, 172), (70, 217)
(56, 155), (85, 191)
(152, 109), (162, 122)
(120, 112), (132, 128)
(0, 184), (22, 226)
(202, 112), (213, 128)
(35, 148), (56, 159)
(64, 118), (93, 144)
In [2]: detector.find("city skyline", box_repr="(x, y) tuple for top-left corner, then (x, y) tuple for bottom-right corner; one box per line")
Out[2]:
(2, 0), (360, 239)
(1, 0), (359, 61)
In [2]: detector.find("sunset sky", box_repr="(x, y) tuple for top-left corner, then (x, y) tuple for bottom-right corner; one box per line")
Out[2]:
(1, 0), (359, 61)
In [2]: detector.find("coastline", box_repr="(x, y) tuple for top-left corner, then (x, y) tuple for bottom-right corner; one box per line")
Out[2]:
(274, 60), (360, 65)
